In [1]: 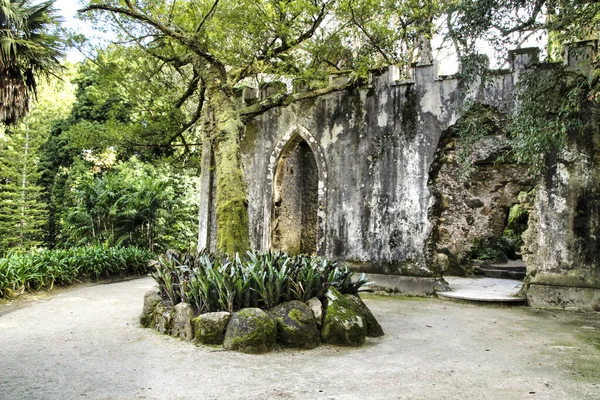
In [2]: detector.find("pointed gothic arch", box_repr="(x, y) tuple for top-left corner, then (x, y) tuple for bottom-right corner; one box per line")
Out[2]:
(262, 125), (328, 254)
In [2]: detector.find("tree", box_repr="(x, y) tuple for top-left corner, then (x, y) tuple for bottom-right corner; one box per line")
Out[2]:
(446, 0), (600, 62)
(80, 0), (443, 255)
(0, 71), (72, 253)
(0, 0), (64, 126)
(60, 155), (198, 251)
(447, 0), (600, 174)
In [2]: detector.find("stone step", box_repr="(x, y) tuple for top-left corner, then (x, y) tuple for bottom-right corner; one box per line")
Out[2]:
(437, 277), (526, 304)
(480, 264), (526, 273)
(475, 266), (525, 280)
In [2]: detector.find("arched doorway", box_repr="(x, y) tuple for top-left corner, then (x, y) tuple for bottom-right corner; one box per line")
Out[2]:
(271, 135), (318, 255)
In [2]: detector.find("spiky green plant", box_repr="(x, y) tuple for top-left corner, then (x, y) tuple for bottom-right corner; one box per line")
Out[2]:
(0, 246), (151, 298)
(153, 250), (372, 314)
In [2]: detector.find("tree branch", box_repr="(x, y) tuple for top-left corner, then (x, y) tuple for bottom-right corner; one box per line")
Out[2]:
(348, 1), (391, 65)
(80, 3), (227, 82)
(240, 81), (353, 121)
(195, 0), (220, 35)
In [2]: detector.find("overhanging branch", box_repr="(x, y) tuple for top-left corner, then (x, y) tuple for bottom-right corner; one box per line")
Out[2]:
(239, 81), (353, 121)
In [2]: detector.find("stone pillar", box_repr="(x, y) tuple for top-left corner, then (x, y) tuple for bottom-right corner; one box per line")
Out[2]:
(509, 47), (539, 81)
(564, 40), (598, 76)
(524, 41), (600, 311)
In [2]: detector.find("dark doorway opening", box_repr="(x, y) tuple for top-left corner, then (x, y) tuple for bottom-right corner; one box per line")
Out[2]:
(271, 137), (318, 255)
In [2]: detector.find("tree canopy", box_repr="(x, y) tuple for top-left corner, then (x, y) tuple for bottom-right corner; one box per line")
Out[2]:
(78, 0), (444, 254)
(0, 0), (63, 125)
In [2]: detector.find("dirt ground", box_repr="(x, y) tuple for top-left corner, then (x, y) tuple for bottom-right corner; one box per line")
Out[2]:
(1, 277), (599, 400)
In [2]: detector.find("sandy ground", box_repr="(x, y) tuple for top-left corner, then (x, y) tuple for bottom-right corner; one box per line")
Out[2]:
(1, 277), (599, 400)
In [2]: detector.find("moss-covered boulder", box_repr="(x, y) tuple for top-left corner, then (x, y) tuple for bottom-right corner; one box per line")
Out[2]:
(171, 303), (194, 341)
(321, 287), (367, 346)
(154, 303), (174, 335)
(223, 308), (277, 354)
(345, 294), (384, 338)
(193, 312), (231, 345)
(270, 301), (320, 349)
(307, 297), (323, 327)
(140, 290), (162, 328)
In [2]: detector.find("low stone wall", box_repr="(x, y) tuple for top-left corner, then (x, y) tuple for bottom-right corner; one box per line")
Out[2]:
(140, 287), (384, 354)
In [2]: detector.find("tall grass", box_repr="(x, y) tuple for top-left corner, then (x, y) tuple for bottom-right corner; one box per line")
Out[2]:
(152, 250), (370, 313)
(0, 246), (152, 298)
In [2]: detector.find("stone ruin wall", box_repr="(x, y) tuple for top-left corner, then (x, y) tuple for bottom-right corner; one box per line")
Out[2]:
(201, 42), (600, 309)
(241, 48), (542, 272)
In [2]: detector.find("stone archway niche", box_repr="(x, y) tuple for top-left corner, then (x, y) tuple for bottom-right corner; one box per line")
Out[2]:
(271, 135), (319, 255)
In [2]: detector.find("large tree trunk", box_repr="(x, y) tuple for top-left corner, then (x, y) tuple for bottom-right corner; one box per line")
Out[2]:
(211, 91), (250, 255)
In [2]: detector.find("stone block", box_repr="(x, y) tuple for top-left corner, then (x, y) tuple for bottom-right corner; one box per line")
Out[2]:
(527, 284), (600, 312)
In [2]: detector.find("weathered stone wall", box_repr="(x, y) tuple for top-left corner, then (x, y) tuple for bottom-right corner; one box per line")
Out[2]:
(241, 54), (534, 277)
(199, 43), (600, 307)
(523, 105), (600, 311)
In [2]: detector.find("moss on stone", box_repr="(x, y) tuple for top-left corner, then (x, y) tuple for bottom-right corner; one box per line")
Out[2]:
(153, 302), (174, 335)
(140, 291), (162, 328)
(345, 294), (385, 338)
(223, 308), (277, 354)
(192, 311), (231, 345)
(270, 301), (320, 349)
(321, 287), (367, 346)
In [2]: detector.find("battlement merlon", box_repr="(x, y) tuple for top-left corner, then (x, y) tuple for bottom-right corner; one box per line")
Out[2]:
(235, 41), (598, 104)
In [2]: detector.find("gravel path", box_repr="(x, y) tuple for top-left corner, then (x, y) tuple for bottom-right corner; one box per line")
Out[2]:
(1, 277), (599, 400)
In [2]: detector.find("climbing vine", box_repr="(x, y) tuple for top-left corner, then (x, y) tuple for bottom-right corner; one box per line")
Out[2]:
(455, 63), (599, 176)
(508, 64), (597, 175)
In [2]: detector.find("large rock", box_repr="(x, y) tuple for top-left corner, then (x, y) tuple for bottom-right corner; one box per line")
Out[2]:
(193, 312), (231, 345)
(345, 295), (385, 338)
(140, 290), (162, 328)
(154, 303), (173, 335)
(306, 297), (323, 327)
(223, 308), (277, 354)
(321, 287), (367, 346)
(171, 303), (194, 341)
(270, 301), (320, 349)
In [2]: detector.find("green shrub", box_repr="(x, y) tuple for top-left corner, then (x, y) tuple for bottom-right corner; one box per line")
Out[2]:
(0, 246), (152, 298)
(151, 250), (370, 313)
(469, 237), (517, 261)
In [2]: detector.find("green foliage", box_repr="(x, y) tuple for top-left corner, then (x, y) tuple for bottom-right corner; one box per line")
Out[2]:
(0, 0), (64, 125)
(60, 156), (198, 252)
(446, 1), (600, 176)
(453, 102), (505, 175)
(454, 62), (599, 176)
(151, 250), (370, 313)
(469, 236), (516, 261)
(0, 70), (75, 253)
(508, 65), (594, 175)
(0, 246), (151, 298)
(0, 129), (47, 252)
(447, 0), (600, 61)
(503, 203), (529, 249)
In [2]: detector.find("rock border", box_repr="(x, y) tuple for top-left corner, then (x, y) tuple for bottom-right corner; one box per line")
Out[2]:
(141, 287), (384, 354)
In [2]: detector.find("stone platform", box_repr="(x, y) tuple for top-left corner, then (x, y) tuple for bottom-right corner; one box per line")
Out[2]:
(437, 276), (526, 303)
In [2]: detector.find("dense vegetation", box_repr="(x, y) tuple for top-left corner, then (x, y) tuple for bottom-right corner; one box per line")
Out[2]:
(152, 250), (369, 313)
(0, 246), (151, 298)
(0, 0), (599, 297)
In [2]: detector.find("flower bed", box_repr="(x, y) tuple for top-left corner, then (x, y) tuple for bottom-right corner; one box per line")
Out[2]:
(142, 250), (384, 353)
